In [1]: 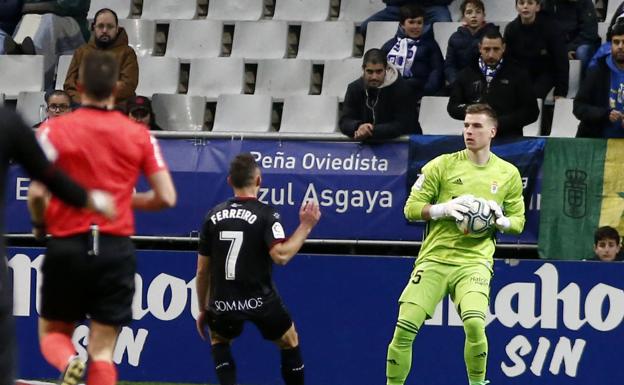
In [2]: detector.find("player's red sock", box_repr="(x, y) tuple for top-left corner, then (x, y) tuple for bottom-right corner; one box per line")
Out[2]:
(40, 332), (76, 372)
(87, 360), (117, 385)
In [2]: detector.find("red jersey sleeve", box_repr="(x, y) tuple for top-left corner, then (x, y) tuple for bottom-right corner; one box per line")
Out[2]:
(142, 131), (168, 176)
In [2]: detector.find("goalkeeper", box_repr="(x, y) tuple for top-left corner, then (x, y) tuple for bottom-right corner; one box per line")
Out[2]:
(386, 103), (525, 385)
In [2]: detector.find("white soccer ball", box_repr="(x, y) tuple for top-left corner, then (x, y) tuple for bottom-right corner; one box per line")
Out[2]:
(455, 198), (495, 237)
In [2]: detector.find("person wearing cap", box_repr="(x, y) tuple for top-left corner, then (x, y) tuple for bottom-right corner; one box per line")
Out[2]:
(126, 95), (162, 131)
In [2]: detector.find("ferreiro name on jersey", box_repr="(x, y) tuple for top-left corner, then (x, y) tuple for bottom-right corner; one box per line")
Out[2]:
(210, 208), (258, 225)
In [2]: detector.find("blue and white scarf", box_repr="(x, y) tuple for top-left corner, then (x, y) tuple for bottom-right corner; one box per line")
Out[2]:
(387, 36), (419, 77)
(478, 57), (503, 85)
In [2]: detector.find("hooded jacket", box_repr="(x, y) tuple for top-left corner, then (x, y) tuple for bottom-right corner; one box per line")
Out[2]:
(444, 22), (499, 85)
(381, 26), (444, 98)
(574, 55), (624, 138)
(447, 58), (539, 137)
(339, 64), (421, 139)
(504, 13), (569, 97)
(64, 27), (139, 105)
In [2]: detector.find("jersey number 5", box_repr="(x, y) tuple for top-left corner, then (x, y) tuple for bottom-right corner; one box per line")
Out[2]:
(220, 231), (243, 280)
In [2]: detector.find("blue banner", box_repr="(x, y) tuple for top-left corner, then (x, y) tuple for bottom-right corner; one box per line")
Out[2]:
(6, 137), (544, 243)
(408, 136), (545, 244)
(11, 248), (623, 385)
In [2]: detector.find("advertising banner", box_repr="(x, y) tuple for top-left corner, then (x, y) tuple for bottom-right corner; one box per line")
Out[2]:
(11, 248), (623, 385)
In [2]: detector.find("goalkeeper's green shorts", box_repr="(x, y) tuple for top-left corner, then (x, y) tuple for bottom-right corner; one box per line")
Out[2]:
(398, 258), (492, 317)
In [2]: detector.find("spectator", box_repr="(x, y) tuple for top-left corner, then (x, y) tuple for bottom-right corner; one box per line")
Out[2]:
(540, 0), (600, 74)
(574, 23), (624, 138)
(64, 8), (138, 107)
(34, 89), (72, 128)
(360, 0), (453, 37)
(589, 1), (624, 68)
(381, 4), (444, 100)
(4, 0), (91, 88)
(586, 226), (623, 261)
(447, 30), (539, 137)
(0, 0), (23, 54)
(504, 0), (569, 99)
(339, 48), (421, 140)
(445, 0), (499, 86)
(126, 95), (162, 131)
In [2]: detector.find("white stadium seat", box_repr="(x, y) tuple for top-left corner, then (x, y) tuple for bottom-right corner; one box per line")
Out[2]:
(280, 95), (339, 133)
(55, 55), (72, 90)
(187, 58), (245, 99)
(321, 58), (362, 100)
(207, 0), (265, 21)
(364, 21), (398, 52)
(141, 0), (197, 20)
(273, 0), (330, 22)
(212, 94), (273, 132)
(16, 91), (46, 127)
(166, 20), (224, 60)
(118, 19), (155, 57)
(255, 59), (312, 99)
(523, 99), (543, 137)
(567, 59), (581, 99)
(297, 21), (355, 60)
(152, 93), (206, 131)
(0, 55), (44, 98)
(483, 0), (517, 22)
(433, 22), (461, 57)
(230, 21), (289, 60)
(419, 96), (463, 135)
(550, 98), (579, 138)
(136, 57), (180, 96)
(88, 0), (132, 19)
(338, 0), (385, 22)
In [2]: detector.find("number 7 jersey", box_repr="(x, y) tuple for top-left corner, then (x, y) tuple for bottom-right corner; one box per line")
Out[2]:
(199, 197), (287, 303)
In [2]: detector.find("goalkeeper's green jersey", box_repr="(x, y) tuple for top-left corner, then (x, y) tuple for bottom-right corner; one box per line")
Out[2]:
(405, 149), (525, 266)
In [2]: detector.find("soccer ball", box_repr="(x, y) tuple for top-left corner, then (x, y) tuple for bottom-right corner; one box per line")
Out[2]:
(455, 198), (495, 237)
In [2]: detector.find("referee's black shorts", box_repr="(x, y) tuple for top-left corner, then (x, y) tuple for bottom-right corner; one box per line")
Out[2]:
(40, 233), (136, 326)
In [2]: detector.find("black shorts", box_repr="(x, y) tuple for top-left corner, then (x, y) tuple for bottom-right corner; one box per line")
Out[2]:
(40, 233), (135, 326)
(206, 294), (293, 341)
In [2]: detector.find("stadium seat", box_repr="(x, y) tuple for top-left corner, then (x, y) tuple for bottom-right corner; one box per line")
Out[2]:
(88, 0), (132, 19)
(321, 58), (362, 100)
(55, 55), (72, 90)
(280, 95), (339, 133)
(567, 59), (581, 99)
(449, 0), (462, 22)
(550, 98), (579, 138)
(118, 19), (155, 57)
(16, 91), (46, 127)
(606, 0), (622, 25)
(273, 0), (330, 22)
(598, 22), (609, 42)
(338, 0), (385, 22)
(483, 0), (517, 21)
(141, 0), (197, 20)
(212, 94), (273, 132)
(152, 93), (206, 131)
(419, 96), (463, 135)
(230, 21), (289, 60)
(524, 98), (543, 137)
(136, 57), (180, 97)
(165, 20), (223, 60)
(0, 55), (44, 98)
(207, 0), (264, 21)
(255, 59), (313, 99)
(433, 22), (461, 57)
(297, 21), (355, 60)
(187, 57), (245, 99)
(0, 93), (4, 106)
(363, 21), (398, 52)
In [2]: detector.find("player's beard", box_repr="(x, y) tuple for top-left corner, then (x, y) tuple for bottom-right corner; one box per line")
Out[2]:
(95, 35), (116, 49)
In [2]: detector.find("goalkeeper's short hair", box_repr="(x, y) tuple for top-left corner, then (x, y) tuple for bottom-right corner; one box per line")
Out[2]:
(465, 103), (498, 127)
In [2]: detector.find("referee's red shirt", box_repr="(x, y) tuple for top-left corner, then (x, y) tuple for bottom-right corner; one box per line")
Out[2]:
(37, 107), (167, 237)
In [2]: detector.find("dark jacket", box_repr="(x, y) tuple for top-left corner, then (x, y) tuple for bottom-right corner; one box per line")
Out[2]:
(22, 0), (90, 41)
(384, 0), (453, 6)
(0, 0), (22, 35)
(447, 59), (539, 137)
(381, 28), (444, 98)
(339, 65), (421, 139)
(444, 22), (499, 85)
(504, 13), (569, 97)
(541, 0), (600, 52)
(573, 56), (613, 138)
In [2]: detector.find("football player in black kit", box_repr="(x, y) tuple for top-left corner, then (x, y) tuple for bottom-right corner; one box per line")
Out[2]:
(196, 153), (321, 385)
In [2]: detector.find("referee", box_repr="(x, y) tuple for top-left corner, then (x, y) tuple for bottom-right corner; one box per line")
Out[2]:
(0, 108), (115, 385)
(28, 51), (176, 385)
